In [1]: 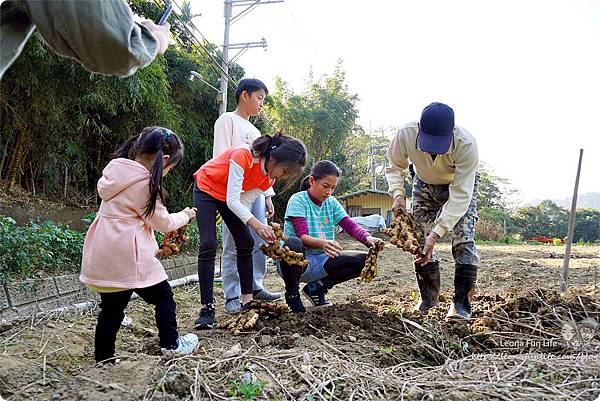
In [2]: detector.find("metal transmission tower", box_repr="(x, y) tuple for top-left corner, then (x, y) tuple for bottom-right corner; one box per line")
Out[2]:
(219, 0), (283, 115)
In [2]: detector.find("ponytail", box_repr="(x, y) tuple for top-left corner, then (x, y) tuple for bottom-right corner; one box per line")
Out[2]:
(252, 131), (307, 186)
(299, 176), (311, 191)
(114, 127), (184, 218)
(115, 135), (138, 159)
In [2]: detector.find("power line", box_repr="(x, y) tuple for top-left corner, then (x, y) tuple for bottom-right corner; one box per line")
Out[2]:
(156, 0), (278, 131)
(166, 0), (355, 135)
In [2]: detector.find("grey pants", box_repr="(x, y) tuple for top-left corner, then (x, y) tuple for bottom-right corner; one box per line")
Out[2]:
(221, 193), (267, 300)
(410, 172), (480, 266)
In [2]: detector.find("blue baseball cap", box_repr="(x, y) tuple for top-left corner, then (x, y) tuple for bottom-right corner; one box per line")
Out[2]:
(417, 102), (455, 154)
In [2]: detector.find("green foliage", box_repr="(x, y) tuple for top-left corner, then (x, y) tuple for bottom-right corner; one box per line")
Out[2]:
(379, 345), (397, 354)
(573, 208), (600, 242)
(512, 200), (568, 240)
(225, 379), (267, 401)
(264, 61), (359, 220)
(0, 1), (245, 213)
(475, 164), (518, 234)
(343, 127), (390, 193)
(383, 306), (400, 316)
(477, 164), (516, 212)
(0, 216), (83, 284)
(449, 341), (469, 353)
(81, 212), (97, 230)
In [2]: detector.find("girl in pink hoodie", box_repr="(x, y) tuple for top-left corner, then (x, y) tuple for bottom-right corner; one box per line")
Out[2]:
(81, 127), (198, 363)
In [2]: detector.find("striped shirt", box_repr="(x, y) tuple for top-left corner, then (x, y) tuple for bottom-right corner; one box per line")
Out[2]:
(284, 191), (348, 254)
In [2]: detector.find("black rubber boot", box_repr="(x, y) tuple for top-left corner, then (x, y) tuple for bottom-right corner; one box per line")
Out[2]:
(414, 261), (441, 313)
(447, 264), (477, 320)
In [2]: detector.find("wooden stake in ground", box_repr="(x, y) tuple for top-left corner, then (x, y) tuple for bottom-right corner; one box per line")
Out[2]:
(357, 241), (385, 284)
(560, 148), (583, 293)
(156, 225), (189, 258)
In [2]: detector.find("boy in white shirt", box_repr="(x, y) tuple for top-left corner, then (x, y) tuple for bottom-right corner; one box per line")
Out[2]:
(212, 78), (281, 315)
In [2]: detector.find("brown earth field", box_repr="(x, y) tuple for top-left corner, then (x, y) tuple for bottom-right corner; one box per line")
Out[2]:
(1, 235), (599, 401)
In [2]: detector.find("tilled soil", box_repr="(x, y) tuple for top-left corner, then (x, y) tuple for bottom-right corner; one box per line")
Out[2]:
(1, 237), (599, 400)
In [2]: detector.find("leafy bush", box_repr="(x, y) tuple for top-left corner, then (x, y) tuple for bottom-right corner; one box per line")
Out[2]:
(81, 212), (97, 230)
(0, 216), (83, 284)
(0, 212), (207, 283)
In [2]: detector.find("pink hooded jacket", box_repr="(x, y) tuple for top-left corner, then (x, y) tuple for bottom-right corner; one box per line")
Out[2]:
(80, 158), (189, 289)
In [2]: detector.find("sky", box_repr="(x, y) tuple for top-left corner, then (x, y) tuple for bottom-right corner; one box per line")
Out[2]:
(188, 0), (600, 204)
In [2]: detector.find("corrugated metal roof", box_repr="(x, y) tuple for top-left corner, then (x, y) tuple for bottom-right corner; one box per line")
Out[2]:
(338, 189), (390, 200)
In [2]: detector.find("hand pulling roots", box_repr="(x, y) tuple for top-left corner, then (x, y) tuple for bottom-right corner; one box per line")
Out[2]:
(259, 223), (308, 268)
(357, 241), (385, 284)
(381, 209), (425, 255)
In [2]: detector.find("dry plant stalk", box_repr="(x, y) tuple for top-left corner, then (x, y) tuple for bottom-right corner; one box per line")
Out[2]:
(357, 241), (385, 284)
(156, 225), (189, 258)
(218, 300), (289, 334)
(259, 223), (308, 268)
(381, 209), (424, 255)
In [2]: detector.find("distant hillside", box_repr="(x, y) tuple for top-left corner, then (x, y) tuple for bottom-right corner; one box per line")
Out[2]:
(528, 192), (600, 210)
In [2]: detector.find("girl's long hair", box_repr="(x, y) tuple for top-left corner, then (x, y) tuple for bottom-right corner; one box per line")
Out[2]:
(300, 160), (341, 191)
(115, 127), (184, 217)
(252, 131), (307, 189)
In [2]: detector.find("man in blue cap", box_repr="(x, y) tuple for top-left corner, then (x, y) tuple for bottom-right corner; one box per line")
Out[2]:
(385, 102), (479, 319)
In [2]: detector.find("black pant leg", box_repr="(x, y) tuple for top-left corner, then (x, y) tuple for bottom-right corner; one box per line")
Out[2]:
(95, 289), (133, 362)
(278, 236), (305, 294)
(135, 280), (178, 349)
(322, 251), (367, 288)
(194, 186), (219, 305)
(216, 202), (255, 296)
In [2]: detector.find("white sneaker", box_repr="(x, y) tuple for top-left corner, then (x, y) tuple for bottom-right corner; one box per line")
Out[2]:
(161, 333), (199, 357)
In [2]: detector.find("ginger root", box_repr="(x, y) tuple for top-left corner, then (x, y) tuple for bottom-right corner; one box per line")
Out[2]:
(259, 223), (308, 268)
(381, 209), (425, 255)
(357, 241), (385, 284)
(218, 300), (289, 334)
(156, 225), (189, 258)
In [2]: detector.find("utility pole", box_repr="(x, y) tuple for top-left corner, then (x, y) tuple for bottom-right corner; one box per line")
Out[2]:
(219, 0), (283, 115)
(369, 126), (387, 190)
(370, 135), (377, 190)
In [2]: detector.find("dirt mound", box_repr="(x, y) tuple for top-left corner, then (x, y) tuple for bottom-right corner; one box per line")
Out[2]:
(243, 286), (600, 367)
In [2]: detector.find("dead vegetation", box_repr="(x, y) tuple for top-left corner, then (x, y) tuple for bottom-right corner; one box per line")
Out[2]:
(1, 240), (599, 400)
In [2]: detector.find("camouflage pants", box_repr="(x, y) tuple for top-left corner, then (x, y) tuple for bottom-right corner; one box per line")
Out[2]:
(410, 172), (480, 266)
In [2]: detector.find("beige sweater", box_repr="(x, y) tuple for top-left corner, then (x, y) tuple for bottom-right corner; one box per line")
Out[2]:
(385, 122), (478, 238)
